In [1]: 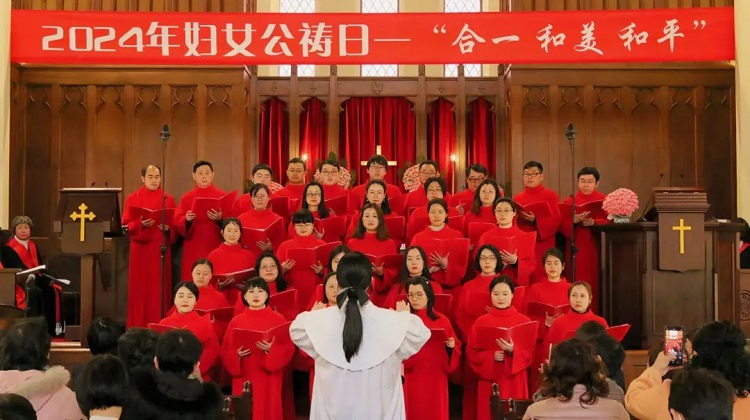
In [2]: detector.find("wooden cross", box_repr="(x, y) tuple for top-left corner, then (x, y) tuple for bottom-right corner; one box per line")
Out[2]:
(69, 203), (96, 242)
(360, 145), (398, 167)
(671, 218), (692, 254)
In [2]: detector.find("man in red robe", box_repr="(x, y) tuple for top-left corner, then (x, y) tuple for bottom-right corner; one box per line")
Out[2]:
(404, 160), (451, 212)
(318, 158), (350, 200)
(450, 163), (488, 212)
(175, 160), (228, 280)
(122, 165), (176, 327)
(513, 161), (561, 283)
(559, 166), (608, 312)
(232, 163), (275, 215)
(348, 154), (402, 214)
(274, 157), (307, 200)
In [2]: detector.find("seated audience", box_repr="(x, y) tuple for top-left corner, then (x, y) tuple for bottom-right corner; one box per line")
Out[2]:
(668, 368), (734, 420)
(117, 328), (159, 373)
(0, 393), (37, 420)
(75, 354), (129, 420)
(574, 320), (626, 390)
(71, 317), (124, 391)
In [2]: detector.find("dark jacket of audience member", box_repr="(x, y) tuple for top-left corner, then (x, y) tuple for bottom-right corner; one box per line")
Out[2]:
(70, 317), (124, 391)
(0, 393), (38, 420)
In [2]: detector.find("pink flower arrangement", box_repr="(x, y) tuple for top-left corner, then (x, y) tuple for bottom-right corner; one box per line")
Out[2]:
(602, 188), (639, 218)
(313, 168), (352, 189)
(402, 164), (441, 192)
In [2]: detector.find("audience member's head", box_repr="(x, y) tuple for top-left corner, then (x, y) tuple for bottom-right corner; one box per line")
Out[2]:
(0, 317), (50, 371)
(574, 320), (607, 343)
(155, 330), (203, 379)
(690, 320), (750, 397)
(539, 339), (609, 405)
(86, 317), (124, 356)
(76, 354), (129, 417)
(592, 334), (625, 380)
(117, 328), (159, 372)
(0, 393), (36, 420)
(668, 368), (734, 420)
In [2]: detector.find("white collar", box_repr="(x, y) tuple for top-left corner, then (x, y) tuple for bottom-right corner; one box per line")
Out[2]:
(14, 236), (29, 249)
(428, 224), (446, 232)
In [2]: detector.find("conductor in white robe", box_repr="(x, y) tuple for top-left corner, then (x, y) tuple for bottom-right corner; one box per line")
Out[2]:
(290, 251), (431, 420)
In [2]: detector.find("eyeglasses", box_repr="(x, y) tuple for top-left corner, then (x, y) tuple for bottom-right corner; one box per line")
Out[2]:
(321, 170), (338, 175)
(427, 188), (443, 193)
(523, 172), (541, 178)
(407, 292), (426, 299)
(253, 194), (269, 199)
(467, 177), (485, 182)
(480, 256), (497, 261)
(420, 171), (437, 176)
(306, 193), (321, 198)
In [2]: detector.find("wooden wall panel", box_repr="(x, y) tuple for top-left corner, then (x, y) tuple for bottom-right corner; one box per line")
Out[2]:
(593, 88), (629, 195)
(59, 86), (87, 189)
(703, 87), (734, 219)
(24, 86), (54, 237)
(93, 86), (126, 189)
(127, 86), (162, 196)
(169, 86), (199, 199)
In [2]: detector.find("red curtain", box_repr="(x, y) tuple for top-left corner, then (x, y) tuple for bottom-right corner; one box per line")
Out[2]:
(339, 97), (416, 189)
(427, 98), (457, 193)
(466, 97), (496, 178)
(299, 97), (328, 172)
(259, 97), (290, 183)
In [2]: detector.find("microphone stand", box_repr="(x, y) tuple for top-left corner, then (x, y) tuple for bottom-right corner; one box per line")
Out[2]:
(566, 124), (577, 283)
(23, 274), (35, 319)
(160, 125), (171, 318)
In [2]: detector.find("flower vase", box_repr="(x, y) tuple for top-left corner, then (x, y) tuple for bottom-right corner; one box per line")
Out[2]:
(613, 214), (631, 224)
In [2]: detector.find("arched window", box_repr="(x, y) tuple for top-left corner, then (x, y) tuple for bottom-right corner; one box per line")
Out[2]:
(444, 0), (482, 77)
(278, 0), (316, 77)
(360, 0), (399, 77)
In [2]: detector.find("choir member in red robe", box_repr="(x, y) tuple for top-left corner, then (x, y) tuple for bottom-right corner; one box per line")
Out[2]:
(207, 218), (257, 305)
(403, 277), (461, 420)
(346, 203), (399, 306)
(475, 198), (535, 287)
(308, 244), (352, 305)
(467, 276), (534, 420)
(451, 163), (490, 212)
(277, 210), (326, 310)
(221, 278), (295, 419)
(383, 246), (442, 309)
(273, 157), (307, 200)
(347, 179), (402, 238)
(233, 252), (294, 317)
(513, 161), (562, 283)
(189, 259), (231, 310)
(159, 282), (220, 381)
(318, 158), (350, 200)
(544, 281), (608, 351)
(453, 244), (505, 341)
(233, 163), (276, 215)
(237, 183), (283, 253)
(465, 179), (503, 232)
(406, 178), (461, 245)
(122, 165), (176, 327)
(559, 167), (608, 312)
(348, 154), (402, 215)
(287, 181), (332, 238)
(302, 271), (341, 393)
(174, 160), (229, 280)
(404, 160), (452, 213)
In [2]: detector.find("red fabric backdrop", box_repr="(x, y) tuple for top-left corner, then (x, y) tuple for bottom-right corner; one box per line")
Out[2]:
(339, 97), (416, 189)
(299, 97), (328, 174)
(259, 97), (290, 183)
(427, 98), (457, 193)
(466, 97), (496, 178)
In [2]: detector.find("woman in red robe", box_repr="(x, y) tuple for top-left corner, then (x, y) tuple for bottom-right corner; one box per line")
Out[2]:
(347, 180), (399, 237)
(159, 282), (220, 381)
(543, 281), (608, 351)
(307, 244), (352, 307)
(232, 252), (295, 319)
(277, 210), (326, 311)
(207, 218), (257, 305)
(403, 277), (461, 420)
(405, 177), (462, 245)
(467, 276), (534, 420)
(237, 184), (283, 253)
(464, 180), (503, 231)
(286, 181), (333, 238)
(221, 277), (295, 419)
(190, 258), (231, 310)
(383, 246), (442, 309)
(346, 203), (399, 306)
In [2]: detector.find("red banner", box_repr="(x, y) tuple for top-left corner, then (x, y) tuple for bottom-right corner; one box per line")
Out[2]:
(10, 8), (734, 65)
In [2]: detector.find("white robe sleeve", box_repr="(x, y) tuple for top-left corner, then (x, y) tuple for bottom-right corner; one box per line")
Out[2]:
(394, 313), (431, 360)
(290, 311), (319, 359)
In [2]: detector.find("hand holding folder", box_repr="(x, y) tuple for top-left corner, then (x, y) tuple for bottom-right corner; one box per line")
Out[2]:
(195, 306), (234, 339)
(191, 191), (237, 221)
(131, 207), (175, 224)
(315, 216), (348, 242)
(475, 320), (539, 351)
(365, 254), (403, 271)
(325, 195), (349, 216)
(269, 289), (298, 320)
(418, 238), (470, 273)
(557, 200), (606, 222)
(212, 268), (255, 290)
(269, 196), (299, 220)
(516, 201), (556, 220)
(288, 241), (342, 271)
(241, 218), (286, 249)
(526, 302), (569, 326)
(232, 321), (293, 347)
(395, 293), (453, 314)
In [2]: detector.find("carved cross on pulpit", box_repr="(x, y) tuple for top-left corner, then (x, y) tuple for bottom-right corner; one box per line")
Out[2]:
(360, 145), (398, 167)
(69, 203), (96, 242)
(671, 218), (692, 254)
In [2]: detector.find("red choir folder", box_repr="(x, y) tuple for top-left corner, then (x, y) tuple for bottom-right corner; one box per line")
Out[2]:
(147, 323), (178, 334)
(561, 324), (631, 342)
(241, 218), (286, 249)
(515, 201), (557, 219)
(395, 293), (453, 314)
(385, 216), (406, 242)
(388, 194), (408, 217)
(191, 191), (238, 221)
(428, 328), (449, 346)
(315, 215), (348, 242)
(465, 292), (492, 318)
(269, 196), (300, 220)
(232, 321), (293, 346)
(513, 286), (527, 312)
(481, 232), (537, 258)
(526, 302), (570, 321)
(269, 289), (298, 319)
(467, 222), (497, 245)
(195, 306), (234, 339)
(325, 195), (349, 216)
(557, 200), (607, 222)
(417, 238), (471, 273)
(475, 320), (539, 351)
(447, 216), (466, 235)
(130, 207), (175, 223)
(211, 268), (256, 290)
(288, 241), (342, 270)
(364, 254), (403, 271)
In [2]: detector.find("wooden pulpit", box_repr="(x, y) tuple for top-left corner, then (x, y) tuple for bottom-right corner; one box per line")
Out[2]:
(596, 187), (741, 350)
(54, 188), (122, 347)
(0, 268), (20, 307)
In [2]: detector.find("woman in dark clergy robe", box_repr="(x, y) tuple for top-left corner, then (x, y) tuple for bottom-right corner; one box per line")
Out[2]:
(544, 281), (608, 351)
(221, 277), (295, 419)
(122, 164), (177, 327)
(735, 217), (750, 269)
(464, 179), (503, 231)
(158, 282), (220, 382)
(190, 258), (231, 311)
(277, 210), (326, 310)
(406, 177), (462, 245)
(287, 181), (331, 238)
(232, 252), (293, 317)
(383, 245), (442, 309)
(237, 183), (283, 253)
(402, 277), (461, 420)
(318, 158), (350, 200)
(174, 160), (229, 280)
(207, 218), (257, 305)
(346, 203), (399, 306)
(467, 276), (534, 420)
(347, 179), (397, 237)
(475, 198), (536, 287)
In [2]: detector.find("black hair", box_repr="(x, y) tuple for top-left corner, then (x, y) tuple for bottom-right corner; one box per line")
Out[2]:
(292, 209), (315, 225)
(424, 177), (447, 197)
(574, 320), (607, 343)
(0, 393), (36, 420)
(669, 368), (734, 420)
(523, 160), (544, 173)
(321, 271), (338, 304)
(140, 165), (161, 177)
(352, 202), (390, 241)
(241, 277), (272, 306)
(492, 197), (518, 213)
(592, 333), (625, 380)
(0, 317), (50, 371)
(336, 252), (372, 362)
(539, 339), (609, 405)
(250, 183), (270, 198)
(117, 328), (159, 372)
(302, 181), (330, 218)
(288, 157), (306, 169)
(543, 247), (565, 266)
(155, 330), (203, 378)
(366, 155), (388, 168)
(254, 251), (288, 292)
(251, 163), (273, 176)
(173, 281), (200, 301)
(472, 244), (503, 274)
(192, 160), (213, 172)
(419, 160), (439, 172)
(471, 179), (501, 215)
(577, 166), (600, 182)
(489, 275), (515, 294)
(86, 317), (124, 356)
(327, 245), (351, 271)
(427, 198), (449, 216)
(406, 277), (438, 321)
(401, 246), (432, 287)
(362, 179), (392, 215)
(221, 217), (242, 231)
(319, 158), (340, 171)
(465, 163), (488, 178)
(690, 320), (750, 397)
(191, 258), (214, 272)
(75, 354), (129, 416)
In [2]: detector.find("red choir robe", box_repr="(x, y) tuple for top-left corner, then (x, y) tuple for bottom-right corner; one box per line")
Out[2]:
(322, 183), (350, 200)
(175, 184), (228, 280)
(404, 309), (462, 420)
(286, 210), (321, 239)
(383, 279), (444, 310)
(207, 243), (258, 305)
(411, 226), (466, 299)
(475, 225), (535, 287)
(277, 235), (326, 311)
(468, 306), (534, 420)
(221, 307), (295, 419)
(450, 188), (477, 210)
(122, 186), (177, 327)
(559, 190), (608, 312)
(513, 185), (562, 283)
(348, 181), (402, 215)
(464, 206), (497, 228)
(232, 281), (297, 320)
(195, 285), (232, 311)
(346, 232), (399, 306)
(403, 186), (454, 216)
(543, 308), (608, 350)
(237, 207), (284, 252)
(346, 211), (404, 242)
(274, 183), (306, 200)
(406, 206), (462, 246)
(159, 310), (220, 381)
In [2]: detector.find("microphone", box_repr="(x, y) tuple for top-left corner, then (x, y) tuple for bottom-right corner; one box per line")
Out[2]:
(565, 123), (575, 141)
(636, 172), (665, 222)
(160, 124), (171, 141)
(41, 273), (71, 286)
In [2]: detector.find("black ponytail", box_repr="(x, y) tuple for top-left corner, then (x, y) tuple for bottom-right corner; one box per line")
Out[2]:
(335, 252), (371, 362)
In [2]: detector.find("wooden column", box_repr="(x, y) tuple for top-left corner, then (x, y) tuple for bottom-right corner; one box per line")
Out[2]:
(456, 66), (468, 190)
(0, 1), (8, 226)
(289, 67), (301, 159)
(245, 66), (260, 174)
(79, 254), (95, 348)
(416, 65), (427, 157)
(327, 65), (339, 155)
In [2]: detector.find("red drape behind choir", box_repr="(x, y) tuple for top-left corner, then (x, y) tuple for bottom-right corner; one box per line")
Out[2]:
(466, 98), (496, 177)
(259, 97), (290, 183)
(299, 97), (328, 168)
(427, 98), (456, 193)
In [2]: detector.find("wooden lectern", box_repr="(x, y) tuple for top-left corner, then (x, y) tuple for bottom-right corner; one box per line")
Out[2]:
(0, 268), (20, 307)
(596, 188), (741, 350)
(54, 188), (122, 347)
